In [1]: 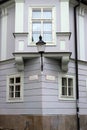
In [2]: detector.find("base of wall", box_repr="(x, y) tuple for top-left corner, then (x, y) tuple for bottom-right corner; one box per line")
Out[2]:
(0, 115), (86, 130)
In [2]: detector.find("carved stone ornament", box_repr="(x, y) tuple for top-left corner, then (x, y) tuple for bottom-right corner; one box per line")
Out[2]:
(15, 56), (24, 71)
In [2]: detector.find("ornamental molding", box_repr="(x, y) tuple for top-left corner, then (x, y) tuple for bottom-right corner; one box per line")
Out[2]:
(61, 55), (70, 72)
(0, 1), (14, 9)
(44, 52), (71, 72)
(56, 32), (71, 40)
(79, 7), (85, 16)
(13, 52), (71, 72)
(15, 56), (24, 71)
(13, 32), (28, 38)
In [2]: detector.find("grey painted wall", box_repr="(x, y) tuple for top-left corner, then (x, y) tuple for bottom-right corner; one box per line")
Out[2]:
(0, 58), (86, 115)
(0, 0), (87, 116)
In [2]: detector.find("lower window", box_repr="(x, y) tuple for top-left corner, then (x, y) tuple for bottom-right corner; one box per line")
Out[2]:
(59, 75), (75, 100)
(7, 74), (23, 102)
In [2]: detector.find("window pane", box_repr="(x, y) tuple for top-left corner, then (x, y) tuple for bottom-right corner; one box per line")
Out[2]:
(68, 88), (73, 96)
(9, 86), (14, 92)
(62, 87), (67, 95)
(9, 86), (14, 98)
(15, 92), (20, 97)
(32, 9), (41, 19)
(16, 77), (20, 83)
(43, 9), (52, 19)
(32, 23), (41, 42)
(43, 33), (52, 42)
(9, 86), (14, 91)
(62, 78), (67, 86)
(68, 78), (73, 96)
(32, 22), (41, 31)
(68, 78), (73, 87)
(9, 78), (14, 84)
(9, 92), (14, 98)
(43, 22), (52, 31)
(32, 33), (40, 42)
(62, 78), (67, 96)
(15, 85), (20, 91)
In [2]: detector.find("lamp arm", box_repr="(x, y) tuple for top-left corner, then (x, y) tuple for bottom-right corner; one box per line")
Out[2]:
(40, 52), (43, 71)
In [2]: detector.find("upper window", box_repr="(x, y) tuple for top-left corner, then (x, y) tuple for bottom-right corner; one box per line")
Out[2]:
(7, 74), (23, 102)
(29, 7), (55, 44)
(59, 75), (75, 100)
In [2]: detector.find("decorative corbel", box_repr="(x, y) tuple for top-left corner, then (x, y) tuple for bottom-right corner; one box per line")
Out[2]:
(15, 56), (24, 71)
(61, 56), (69, 72)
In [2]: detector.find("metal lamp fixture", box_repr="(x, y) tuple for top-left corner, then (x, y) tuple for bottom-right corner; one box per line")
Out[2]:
(36, 35), (46, 71)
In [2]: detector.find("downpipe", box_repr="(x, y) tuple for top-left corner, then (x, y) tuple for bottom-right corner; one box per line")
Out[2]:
(74, 0), (81, 130)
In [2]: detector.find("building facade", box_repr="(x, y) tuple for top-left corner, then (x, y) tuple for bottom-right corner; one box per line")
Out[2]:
(0, 0), (87, 130)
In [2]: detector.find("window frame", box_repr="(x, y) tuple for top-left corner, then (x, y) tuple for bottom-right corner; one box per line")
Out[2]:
(59, 74), (75, 100)
(28, 6), (56, 45)
(6, 73), (24, 102)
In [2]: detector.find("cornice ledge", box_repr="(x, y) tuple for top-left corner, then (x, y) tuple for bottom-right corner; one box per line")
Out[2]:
(13, 32), (28, 38)
(56, 32), (71, 40)
(0, 1), (15, 8)
(15, 56), (24, 71)
(13, 52), (71, 72)
(70, 0), (78, 6)
(15, 0), (25, 3)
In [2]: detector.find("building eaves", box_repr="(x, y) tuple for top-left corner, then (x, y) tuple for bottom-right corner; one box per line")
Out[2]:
(76, 0), (87, 5)
(0, 0), (10, 5)
(0, 0), (87, 5)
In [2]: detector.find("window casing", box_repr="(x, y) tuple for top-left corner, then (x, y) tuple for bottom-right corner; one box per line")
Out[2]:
(59, 75), (75, 100)
(29, 6), (56, 45)
(7, 74), (23, 102)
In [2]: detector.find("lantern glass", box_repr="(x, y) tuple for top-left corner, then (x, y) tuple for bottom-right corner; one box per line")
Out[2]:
(36, 36), (46, 53)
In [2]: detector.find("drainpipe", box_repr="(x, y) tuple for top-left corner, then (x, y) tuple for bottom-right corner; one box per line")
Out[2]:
(74, 0), (81, 130)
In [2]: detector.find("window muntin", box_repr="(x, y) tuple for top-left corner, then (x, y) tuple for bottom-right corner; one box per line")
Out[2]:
(29, 7), (55, 44)
(7, 74), (23, 102)
(60, 75), (75, 99)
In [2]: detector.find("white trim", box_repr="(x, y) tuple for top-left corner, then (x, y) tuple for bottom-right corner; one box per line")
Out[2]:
(18, 40), (24, 51)
(60, 0), (69, 32)
(59, 74), (76, 100)
(60, 40), (66, 51)
(15, 0), (25, 2)
(15, 1), (24, 32)
(6, 73), (24, 102)
(28, 6), (56, 45)
(79, 7), (85, 61)
(1, 8), (7, 60)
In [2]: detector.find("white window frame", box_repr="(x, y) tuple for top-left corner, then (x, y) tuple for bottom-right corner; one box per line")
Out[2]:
(28, 6), (56, 45)
(59, 74), (75, 100)
(6, 73), (24, 102)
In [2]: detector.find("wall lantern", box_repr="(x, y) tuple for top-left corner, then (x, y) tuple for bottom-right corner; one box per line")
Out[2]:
(36, 35), (46, 71)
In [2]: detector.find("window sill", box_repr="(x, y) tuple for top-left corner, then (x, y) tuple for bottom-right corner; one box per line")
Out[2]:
(6, 98), (23, 103)
(59, 96), (76, 101)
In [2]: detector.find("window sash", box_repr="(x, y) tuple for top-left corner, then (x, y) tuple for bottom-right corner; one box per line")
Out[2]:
(32, 21), (52, 42)
(8, 76), (21, 99)
(61, 77), (73, 97)
(30, 7), (54, 44)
